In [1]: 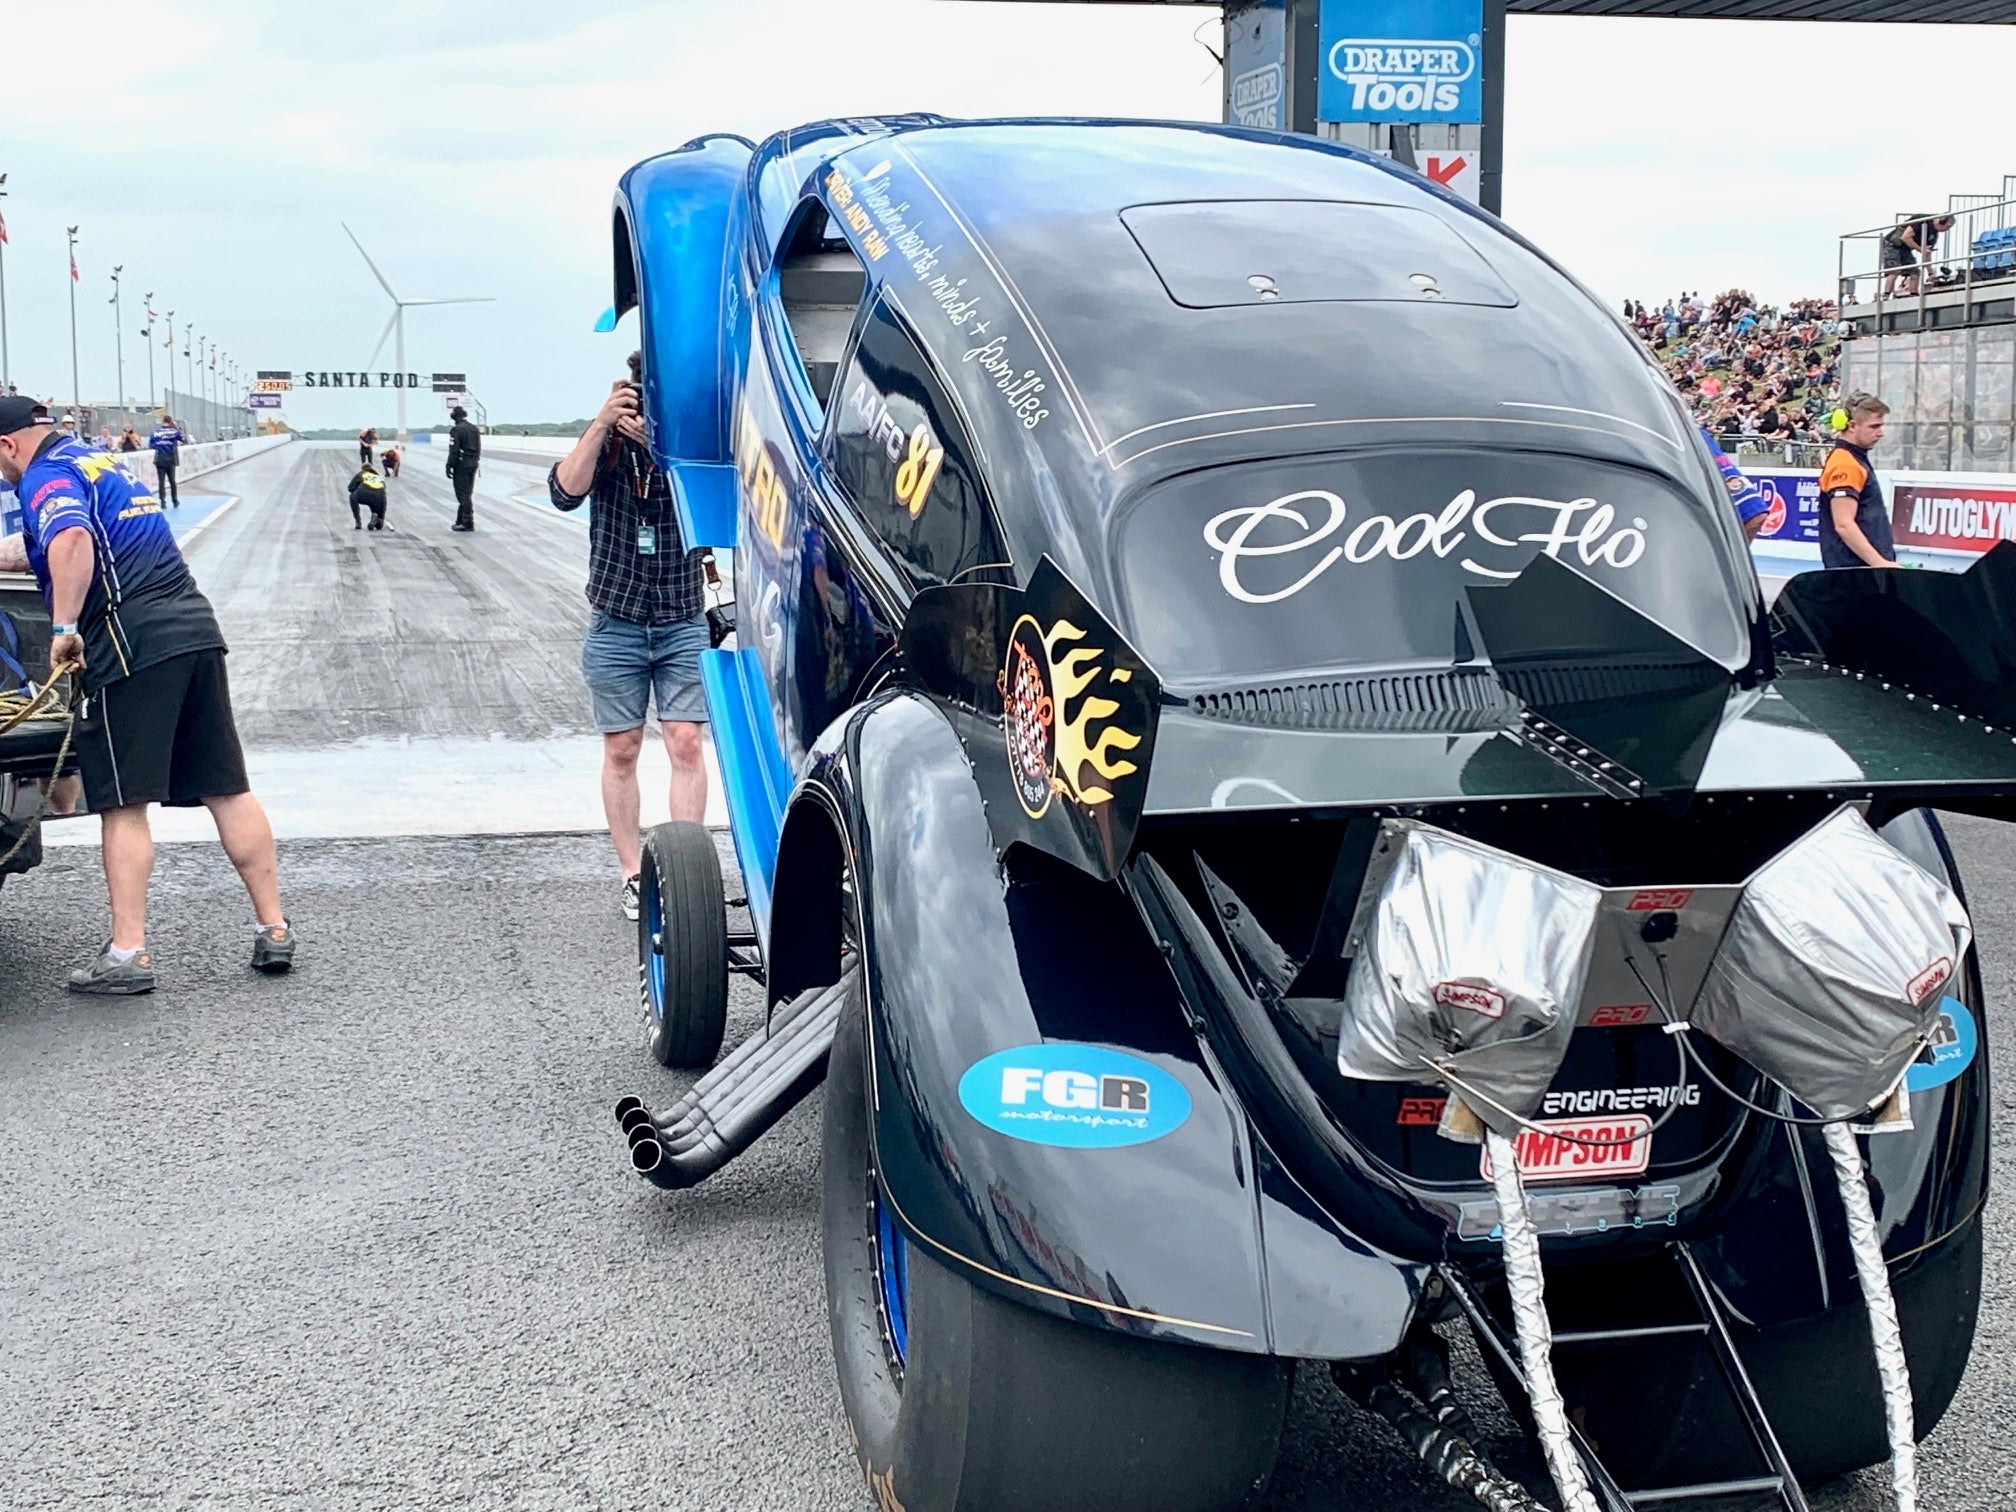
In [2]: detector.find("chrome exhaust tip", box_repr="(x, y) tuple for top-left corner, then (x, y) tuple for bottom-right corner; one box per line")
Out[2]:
(630, 1134), (665, 1175)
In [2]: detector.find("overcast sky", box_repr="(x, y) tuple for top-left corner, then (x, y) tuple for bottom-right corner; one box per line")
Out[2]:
(3, 1), (2012, 429)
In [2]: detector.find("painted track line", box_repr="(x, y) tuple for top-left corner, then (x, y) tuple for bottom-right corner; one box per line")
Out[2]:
(174, 493), (242, 548)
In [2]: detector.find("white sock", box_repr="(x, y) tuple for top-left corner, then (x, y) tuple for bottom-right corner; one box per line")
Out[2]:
(107, 944), (141, 964)
(254, 919), (286, 934)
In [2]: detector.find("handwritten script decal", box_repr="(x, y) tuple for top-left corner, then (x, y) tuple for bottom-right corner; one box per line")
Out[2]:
(1203, 488), (1648, 604)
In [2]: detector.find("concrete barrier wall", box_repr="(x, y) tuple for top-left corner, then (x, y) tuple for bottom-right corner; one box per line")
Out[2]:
(2, 433), (295, 536)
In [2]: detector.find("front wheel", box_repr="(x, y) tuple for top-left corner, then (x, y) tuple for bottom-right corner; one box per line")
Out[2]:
(637, 822), (728, 1068)
(820, 974), (1290, 1512)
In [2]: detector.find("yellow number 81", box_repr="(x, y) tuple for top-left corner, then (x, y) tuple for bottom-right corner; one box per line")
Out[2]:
(894, 423), (944, 519)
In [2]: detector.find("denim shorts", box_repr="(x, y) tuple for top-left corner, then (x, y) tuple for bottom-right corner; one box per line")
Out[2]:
(580, 610), (709, 733)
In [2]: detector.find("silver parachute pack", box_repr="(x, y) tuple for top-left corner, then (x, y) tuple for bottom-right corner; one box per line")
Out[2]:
(1336, 821), (1603, 1141)
(1691, 805), (1972, 1122)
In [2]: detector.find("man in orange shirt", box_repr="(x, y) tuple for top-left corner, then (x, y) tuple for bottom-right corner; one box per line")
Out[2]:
(1816, 394), (1899, 570)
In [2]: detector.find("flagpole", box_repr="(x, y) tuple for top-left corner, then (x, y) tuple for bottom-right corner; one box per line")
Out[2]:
(109, 265), (124, 419)
(143, 294), (156, 410)
(66, 225), (80, 412)
(0, 172), (11, 388)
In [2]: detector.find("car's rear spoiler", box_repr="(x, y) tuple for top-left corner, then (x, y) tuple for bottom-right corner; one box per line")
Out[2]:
(902, 548), (2016, 881)
(1772, 539), (2016, 730)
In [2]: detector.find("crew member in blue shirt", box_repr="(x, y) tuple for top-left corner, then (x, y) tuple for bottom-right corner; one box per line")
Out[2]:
(0, 395), (297, 993)
(1701, 426), (1771, 541)
(150, 413), (188, 508)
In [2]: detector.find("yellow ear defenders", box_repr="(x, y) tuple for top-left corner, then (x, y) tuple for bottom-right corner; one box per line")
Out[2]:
(1827, 408), (1850, 432)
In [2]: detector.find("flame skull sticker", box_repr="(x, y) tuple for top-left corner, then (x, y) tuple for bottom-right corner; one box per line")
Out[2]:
(1001, 612), (1144, 821)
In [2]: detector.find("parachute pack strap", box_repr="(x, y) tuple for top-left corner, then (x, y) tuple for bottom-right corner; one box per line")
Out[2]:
(1483, 1128), (1602, 1512)
(1820, 1121), (1918, 1512)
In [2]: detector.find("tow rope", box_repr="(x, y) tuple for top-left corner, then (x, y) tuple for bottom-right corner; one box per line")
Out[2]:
(0, 673), (77, 872)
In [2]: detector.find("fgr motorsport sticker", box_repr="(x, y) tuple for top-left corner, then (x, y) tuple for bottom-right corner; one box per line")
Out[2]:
(1906, 997), (1978, 1094)
(958, 1044), (1191, 1149)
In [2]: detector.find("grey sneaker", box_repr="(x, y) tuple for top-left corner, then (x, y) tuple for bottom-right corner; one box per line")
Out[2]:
(252, 922), (297, 974)
(67, 945), (157, 996)
(621, 875), (642, 922)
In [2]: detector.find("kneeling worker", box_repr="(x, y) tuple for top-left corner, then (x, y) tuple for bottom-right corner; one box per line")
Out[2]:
(0, 395), (297, 993)
(348, 462), (389, 531)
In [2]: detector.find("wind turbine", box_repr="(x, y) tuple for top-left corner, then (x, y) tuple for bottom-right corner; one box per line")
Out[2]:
(342, 222), (491, 439)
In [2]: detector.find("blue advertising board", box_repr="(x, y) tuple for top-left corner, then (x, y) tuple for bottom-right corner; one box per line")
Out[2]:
(1318, 0), (1484, 125)
(1227, 0), (1288, 131)
(1749, 470), (1822, 545)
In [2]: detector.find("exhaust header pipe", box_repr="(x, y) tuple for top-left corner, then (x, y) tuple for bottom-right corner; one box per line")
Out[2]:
(611, 967), (856, 1191)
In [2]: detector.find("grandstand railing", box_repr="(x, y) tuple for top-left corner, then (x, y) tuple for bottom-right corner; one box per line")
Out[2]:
(1717, 434), (1832, 468)
(1838, 192), (2016, 335)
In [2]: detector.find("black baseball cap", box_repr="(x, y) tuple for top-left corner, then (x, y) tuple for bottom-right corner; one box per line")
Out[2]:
(0, 395), (50, 436)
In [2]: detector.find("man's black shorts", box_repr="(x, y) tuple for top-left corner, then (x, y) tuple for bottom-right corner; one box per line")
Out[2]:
(76, 649), (250, 811)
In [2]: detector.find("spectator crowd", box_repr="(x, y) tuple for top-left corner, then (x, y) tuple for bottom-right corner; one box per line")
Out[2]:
(1623, 290), (1845, 453)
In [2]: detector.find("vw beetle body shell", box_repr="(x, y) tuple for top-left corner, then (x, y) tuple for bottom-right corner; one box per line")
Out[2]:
(609, 117), (1995, 1362)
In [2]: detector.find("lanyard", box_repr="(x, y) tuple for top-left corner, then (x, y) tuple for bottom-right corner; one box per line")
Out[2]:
(624, 443), (659, 508)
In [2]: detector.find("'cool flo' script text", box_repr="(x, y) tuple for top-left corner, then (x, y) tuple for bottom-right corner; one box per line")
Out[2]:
(1203, 488), (1650, 604)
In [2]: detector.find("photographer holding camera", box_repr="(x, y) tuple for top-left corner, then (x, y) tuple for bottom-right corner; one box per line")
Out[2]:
(549, 353), (718, 920)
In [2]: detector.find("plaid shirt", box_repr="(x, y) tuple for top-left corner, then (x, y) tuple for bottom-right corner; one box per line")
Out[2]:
(548, 438), (708, 625)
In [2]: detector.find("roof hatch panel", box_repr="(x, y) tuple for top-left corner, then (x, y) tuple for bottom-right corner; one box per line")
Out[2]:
(1120, 199), (1518, 311)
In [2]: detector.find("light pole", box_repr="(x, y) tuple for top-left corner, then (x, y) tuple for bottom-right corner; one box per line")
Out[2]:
(181, 323), (192, 429)
(196, 336), (207, 438)
(142, 293), (156, 410)
(66, 225), (80, 412)
(108, 264), (124, 419)
(0, 172), (11, 388)
(162, 310), (174, 414)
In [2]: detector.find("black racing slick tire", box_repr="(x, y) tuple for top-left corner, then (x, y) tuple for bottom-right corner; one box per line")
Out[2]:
(637, 822), (728, 1069)
(1529, 1219), (1982, 1491)
(820, 975), (1291, 1512)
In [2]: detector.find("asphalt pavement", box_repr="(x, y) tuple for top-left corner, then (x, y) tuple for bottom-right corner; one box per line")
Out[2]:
(1, 443), (2013, 1511)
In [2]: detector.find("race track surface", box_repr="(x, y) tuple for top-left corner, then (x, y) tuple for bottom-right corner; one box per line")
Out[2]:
(178, 441), (594, 748)
(2, 441), (2012, 1511)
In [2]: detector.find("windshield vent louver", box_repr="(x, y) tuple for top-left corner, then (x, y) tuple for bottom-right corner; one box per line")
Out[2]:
(1190, 670), (1513, 733)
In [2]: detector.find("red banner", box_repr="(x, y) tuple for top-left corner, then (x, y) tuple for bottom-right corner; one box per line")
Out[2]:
(1891, 482), (2016, 555)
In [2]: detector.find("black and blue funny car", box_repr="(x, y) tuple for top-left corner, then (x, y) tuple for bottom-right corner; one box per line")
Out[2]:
(608, 115), (2016, 1512)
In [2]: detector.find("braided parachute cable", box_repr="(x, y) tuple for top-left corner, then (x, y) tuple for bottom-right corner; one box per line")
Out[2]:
(1821, 1121), (1918, 1512)
(1484, 1126), (1602, 1512)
